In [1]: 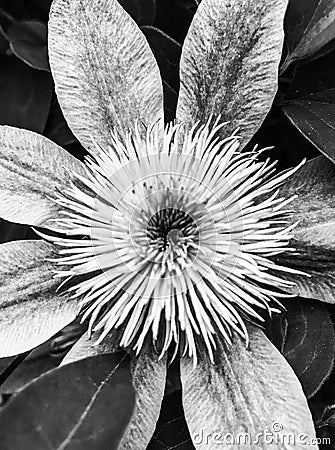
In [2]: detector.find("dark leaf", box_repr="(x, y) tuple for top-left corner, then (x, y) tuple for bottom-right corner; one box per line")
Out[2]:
(118, 0), (156, 25)
(0, 321), (86, 394)
(266, 312), (288, 353)
(0, 353), (135, 450)
(0, 1), (52, 22)
(0, 27), (8, 55)
(163, 81), (178, 122)
(0, 56), (52, 133)
(282, 51), (335, 163)
(302, 35), (335, 66)
(314, 403), (335, 448)
(0, 352), (30, 389)
(21, 1), (53, 22)
(268, 299), (335, 398)
(154, 0), (194, 43)
(174, 0), (199, 11)
(0, 219), (37, 244)
(147, 390), (194, 450)
(0, 393), (12, 407)
(0, 4), (17, 23)
(0, 352), (58, 395)
(61, 334), (167, 450)
(164, 357), (181, 396)
(282, 101), (335, 164)
(7, 20), (50, 72)
(246, 106), (319, 168)
(318, 404), (335, 428)
(44, 99), (77, 147)
(142, 26), (181, 92)
(142, 26), (181, 121)
(282, 0), (335, 72)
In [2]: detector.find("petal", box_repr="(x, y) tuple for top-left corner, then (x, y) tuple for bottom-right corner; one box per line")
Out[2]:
(62, 332), (167, 450)
(0, 240), (78, 357)
(181, 327), (317, 450)
(276, 155), (335, 303)
(48, 0), (164, 154)
(0, 125), (85, 226)
(176, 0), (288, 146)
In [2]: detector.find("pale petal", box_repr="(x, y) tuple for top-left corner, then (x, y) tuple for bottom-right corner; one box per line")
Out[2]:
(0, 240), (78, 357)
(176, 0), (288, 147)
(181, 327), (317, 450)
(276, 155), (335, 303)
(48, 0), (164, 154)
(60, 330), (118, 366)
(62, 331), (166, 450)
(0, 125), (85, 226)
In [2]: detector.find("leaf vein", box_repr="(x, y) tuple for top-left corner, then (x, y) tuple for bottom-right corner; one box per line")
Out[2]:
(55, 354), (126, 450)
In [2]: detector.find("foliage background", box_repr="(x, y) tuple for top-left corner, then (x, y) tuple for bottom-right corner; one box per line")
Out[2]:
(0, 0), (335, 448)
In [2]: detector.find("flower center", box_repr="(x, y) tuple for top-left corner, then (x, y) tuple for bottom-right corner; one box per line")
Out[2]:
(146, 207), (198, 251)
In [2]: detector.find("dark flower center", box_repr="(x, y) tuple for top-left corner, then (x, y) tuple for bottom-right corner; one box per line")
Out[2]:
(146, 207), (198, 251)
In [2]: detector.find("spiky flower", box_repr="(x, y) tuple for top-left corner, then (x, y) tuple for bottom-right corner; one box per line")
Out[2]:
(41, 120), (303, 365)
(0, 0), (320, 441)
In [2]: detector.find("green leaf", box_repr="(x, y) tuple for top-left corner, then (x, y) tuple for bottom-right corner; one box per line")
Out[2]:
(119, 0), (156, 25)
(275, 155), (335, 303)
(181, 327), (317, 449)
(267, 299), (335, 398)
(176, 0), (288, 147)
(62, 332), (167, 450)
(7, 20), (50, 72)
(48, 0), (164, 155)
(0, 125), (85, 226)
(0, 353), (135, 450)
(0, 240), (78, 358)
(0, 56), (52, 133)
(281, 0), (335, 72)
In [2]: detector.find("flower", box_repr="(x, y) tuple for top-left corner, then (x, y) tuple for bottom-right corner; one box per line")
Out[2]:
(0, 0), (323, 447)
(42, 119), (303, 366)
